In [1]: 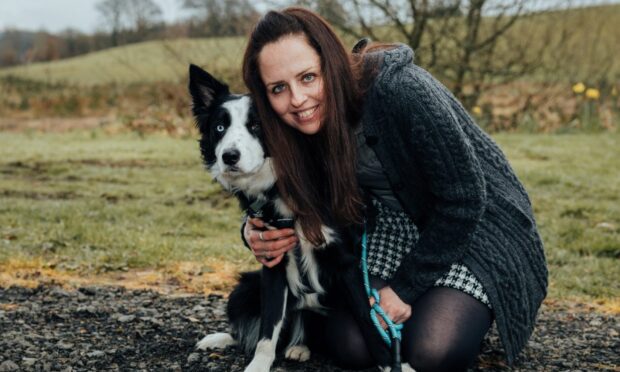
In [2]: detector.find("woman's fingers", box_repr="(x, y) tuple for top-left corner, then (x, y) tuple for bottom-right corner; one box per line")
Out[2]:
(250, 227), (297, 247)
(259, 253), (285, 268)
(382, 304), (411, 325)
(272, 235), (298, 251)
(369, 297), (387, 329)
(369, 289), (412, 328)
(247, 217), (265, 229)
(372, 308), (408, 330)
(268, 240), (297, 257)
(376, 314), (388, 329)
(391, 311), (409, 324)
(260, 228), (296, 241)
(245, 218), (264, 247)
(251, 232), (297, 250)
(246, 217), (297, 266)
(247, 219), (295, 244)
(253, 236), (297, 259)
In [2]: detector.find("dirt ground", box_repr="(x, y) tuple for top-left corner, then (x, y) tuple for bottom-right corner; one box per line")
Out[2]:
(1, 284), (618, 372)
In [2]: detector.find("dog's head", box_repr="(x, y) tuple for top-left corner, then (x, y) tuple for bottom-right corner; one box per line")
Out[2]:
(188, 65), (274, 194)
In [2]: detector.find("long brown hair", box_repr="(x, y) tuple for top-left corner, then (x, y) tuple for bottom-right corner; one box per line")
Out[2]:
(243, 7), (364, 245)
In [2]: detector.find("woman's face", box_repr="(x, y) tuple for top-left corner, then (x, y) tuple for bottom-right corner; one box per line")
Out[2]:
(258, 34), (325, 135)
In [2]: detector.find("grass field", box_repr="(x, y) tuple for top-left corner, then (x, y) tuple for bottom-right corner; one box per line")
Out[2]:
(0, 130), (618, 303)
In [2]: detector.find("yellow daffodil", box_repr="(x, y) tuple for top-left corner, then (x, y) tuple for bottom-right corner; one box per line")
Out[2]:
(472, 106), (482, 115)
(585, 88), (600, 100)
(572, 82), (586, 94)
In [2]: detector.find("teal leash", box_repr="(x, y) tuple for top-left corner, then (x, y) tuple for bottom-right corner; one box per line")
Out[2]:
(361, 224), (403, 370)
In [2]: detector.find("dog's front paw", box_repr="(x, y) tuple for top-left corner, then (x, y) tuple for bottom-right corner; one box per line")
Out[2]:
(196, 332), (236, 350)
(244, 357), (272, 372)
(284, 345), (311, 362)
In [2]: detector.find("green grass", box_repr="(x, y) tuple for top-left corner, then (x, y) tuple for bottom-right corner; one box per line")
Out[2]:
(495, 132), (620, 299)
(0, 131), (251, 273)
(0, 131), (618, 301)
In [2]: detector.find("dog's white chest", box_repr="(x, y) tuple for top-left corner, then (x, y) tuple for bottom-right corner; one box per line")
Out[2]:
(285, 247), (324, 310)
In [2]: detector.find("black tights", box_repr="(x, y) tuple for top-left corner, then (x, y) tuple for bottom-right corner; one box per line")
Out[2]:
(305, 282), (493, 371)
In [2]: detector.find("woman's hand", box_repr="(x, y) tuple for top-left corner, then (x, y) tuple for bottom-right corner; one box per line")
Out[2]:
(244, 217), (298, 268)
(369, 286), (412, 329)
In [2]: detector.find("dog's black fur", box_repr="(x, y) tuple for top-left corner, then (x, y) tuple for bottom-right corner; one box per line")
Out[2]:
(189, 64), (392, 371)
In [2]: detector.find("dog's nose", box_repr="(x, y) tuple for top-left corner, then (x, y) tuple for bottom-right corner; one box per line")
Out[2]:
(222, 149), (240, 165)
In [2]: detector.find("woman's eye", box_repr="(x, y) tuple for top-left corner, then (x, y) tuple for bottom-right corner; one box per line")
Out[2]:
(271, 84), (285, 94)
(302, 73), (315, 83)
(216, 125), (225, 132)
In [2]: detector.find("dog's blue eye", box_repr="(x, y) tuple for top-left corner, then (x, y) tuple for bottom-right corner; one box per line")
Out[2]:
(216, 125), (225, 132)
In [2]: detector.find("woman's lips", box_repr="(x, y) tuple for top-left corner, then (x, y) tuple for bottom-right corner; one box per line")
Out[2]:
(295, 106), (318, 122)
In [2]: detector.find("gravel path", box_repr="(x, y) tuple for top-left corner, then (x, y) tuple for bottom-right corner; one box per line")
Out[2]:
(1, 285), (618, 371)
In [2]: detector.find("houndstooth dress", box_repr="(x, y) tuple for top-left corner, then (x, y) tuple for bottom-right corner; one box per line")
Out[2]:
(366, 198), (492, 308)
(356, 125), (491, 308)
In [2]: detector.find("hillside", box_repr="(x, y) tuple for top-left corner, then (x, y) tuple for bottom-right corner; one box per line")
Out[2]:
(0, 4), (618, 87)
(0, 37), (247, 86)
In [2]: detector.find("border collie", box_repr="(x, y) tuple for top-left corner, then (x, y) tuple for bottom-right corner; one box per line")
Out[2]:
(188, 65), (403, 372)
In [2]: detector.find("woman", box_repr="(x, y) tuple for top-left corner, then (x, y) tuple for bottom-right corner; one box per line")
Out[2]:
(240, 7), (547, 371)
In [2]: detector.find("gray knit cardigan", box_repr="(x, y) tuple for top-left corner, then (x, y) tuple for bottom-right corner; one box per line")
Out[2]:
(361, 44), (548, 364)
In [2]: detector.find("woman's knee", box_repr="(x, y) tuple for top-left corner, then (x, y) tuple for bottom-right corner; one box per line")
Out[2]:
(329, 332), (374, 369)
(407, 340), (475, 372)
(320, 313), (375, 370)
(402, 288), (492, 371)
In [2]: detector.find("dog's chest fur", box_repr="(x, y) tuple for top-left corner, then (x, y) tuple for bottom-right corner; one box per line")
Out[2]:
(250, 192), (338, 312)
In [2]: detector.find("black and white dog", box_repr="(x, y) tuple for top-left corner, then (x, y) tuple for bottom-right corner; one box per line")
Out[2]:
(188, 65), (406, 372)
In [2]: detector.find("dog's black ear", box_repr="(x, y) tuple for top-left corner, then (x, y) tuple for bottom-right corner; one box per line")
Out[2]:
(188, 64), (230, 114)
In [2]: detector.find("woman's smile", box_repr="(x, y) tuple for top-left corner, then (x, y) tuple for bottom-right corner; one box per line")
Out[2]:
(296, 106), (319, 120)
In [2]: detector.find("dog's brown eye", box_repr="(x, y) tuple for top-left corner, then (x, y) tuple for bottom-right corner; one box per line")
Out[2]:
(251, 123), (260, 132)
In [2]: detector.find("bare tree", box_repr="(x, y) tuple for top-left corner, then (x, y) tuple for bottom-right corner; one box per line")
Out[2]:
(181, 0), (260, 37)
(0, 45), (19, 66)
(292, 0), (349, 28)
(295, 0), (566, 108)
(126, 0), (163, 39)
(27, 32), (64, 62)
(96, 0), (124, 46)
(445, 0), (530, 106)
(97, 0), (163, 45)
(0, 29), (22, 66)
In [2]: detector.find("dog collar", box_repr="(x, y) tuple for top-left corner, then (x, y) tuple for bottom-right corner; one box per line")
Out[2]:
(239, 186), (279, 219)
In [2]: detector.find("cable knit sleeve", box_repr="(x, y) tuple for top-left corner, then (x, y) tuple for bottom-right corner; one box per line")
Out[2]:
(385, 65), (487, 304)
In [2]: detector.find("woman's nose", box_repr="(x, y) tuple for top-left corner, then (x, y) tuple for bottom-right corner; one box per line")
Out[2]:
(290, 85), (307, 107)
